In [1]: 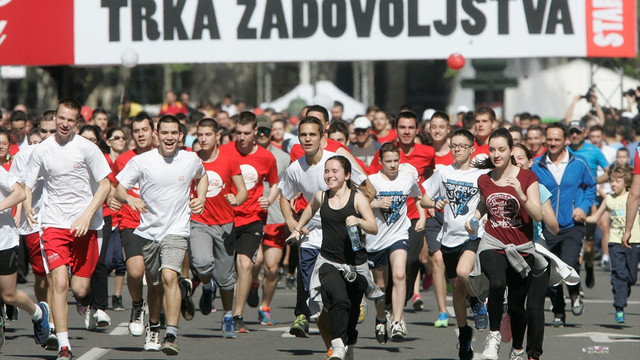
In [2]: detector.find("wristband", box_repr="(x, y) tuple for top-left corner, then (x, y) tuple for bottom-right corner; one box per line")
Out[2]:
(434, 196), (445, 203)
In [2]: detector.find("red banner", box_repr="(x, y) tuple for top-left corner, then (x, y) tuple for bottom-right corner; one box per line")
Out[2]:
(0, 0), (74, 66)
(586, 0), (637, 58)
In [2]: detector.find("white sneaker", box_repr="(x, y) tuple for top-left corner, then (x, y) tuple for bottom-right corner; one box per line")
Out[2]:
(144, 326), (161, 351)
(329, 339), (348, 360)
(510, 348), (526, 360)
(85, 307), (96, 330)
(482, 331), (501, 359)
(391, 320), (408, 340)
(129, 302), (146, 337)
(94, 309), (111, 328)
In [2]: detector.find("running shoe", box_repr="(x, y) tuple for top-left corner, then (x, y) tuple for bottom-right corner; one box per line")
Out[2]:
(391, 320), (407, 341)
(357, 300), (367, 324)
(471, 299), (488, 330)
(112, 295), (125, 311)
(5, 304), (18, 321)
(375, 320), (388, 344)
(571, 295), (584, 316)
(233, 315), (249, 333)
(500, 312), (512, 343)
(222, 316), (237, 339)
(329, 341), (348, 360)
(144, 326), (161, 351)
(412, 294), (424, 311)
(258, 306), (276, 325)
(434, 312), (449, 328)
(422, 273), (433, 291)
(75, 295), (91, 316)
(510, 348), (526, 360)
(481, 331), (501, 360)
(615, 310), (625, 323)
(585, 265), (595, 289)
(199, 285), (213, 315)
(94, 309), (111, 328)
(129, 301), (146, 336)
(601, 256), (610, 271)
(56, 346), (72, 360)
(551, 313), (565, 328)
(179, 278), (195, 321)
(286, 275), (296, 289)
(44, 326), (58, 351)
(32, 302), (50, 345)
(247, 282), (260, 308)
(85, 307), (96, 330)
(289, 314), (309, 337)
(161, 333), (179, 355)
(457, 325), (474, 360)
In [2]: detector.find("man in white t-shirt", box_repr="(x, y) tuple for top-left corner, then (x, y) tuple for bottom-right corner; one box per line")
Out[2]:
(421, 129), (489, 360)
(24, 98), (112, 360)
(279, 116), (373, 347)
(115, 116), (207, 355)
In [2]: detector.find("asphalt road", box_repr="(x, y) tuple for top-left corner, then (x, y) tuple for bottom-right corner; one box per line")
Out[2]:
(1, 263), (639, 359)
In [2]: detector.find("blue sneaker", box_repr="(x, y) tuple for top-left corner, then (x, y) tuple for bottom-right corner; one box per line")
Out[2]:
(258, 306), (275, 325)
(434, 312), (449, 328)
(472, 300), (488, 330)
(222, 316), (237, 339)
(33, 302), (50, 345)
(199, 286), (213, 315)
(615, 310), (625, 323)
(247, 283), (259, 308)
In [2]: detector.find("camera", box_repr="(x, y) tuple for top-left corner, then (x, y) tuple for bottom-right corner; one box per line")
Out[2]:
(623, 88), (638, 98)
(581, 85), (596, 103)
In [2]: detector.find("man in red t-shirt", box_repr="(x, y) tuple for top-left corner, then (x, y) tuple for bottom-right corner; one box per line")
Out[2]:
(190, 118), (248, 338)
(159, 90), (188, 116)
(111, 113), (156, 337)
(369, 111), (432, 308)
(226, 112), (279, 333)
(472, 107), (497, 158)
(622, 147), (640, 248)
(526, 125), (547, 159)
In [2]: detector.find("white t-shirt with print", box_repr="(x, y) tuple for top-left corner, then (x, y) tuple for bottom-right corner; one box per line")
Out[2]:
(25, 135), (111, 230)
(423, 165), (489, 248)
(116, 149), (205, 242)
(366, 171), (422, 252)
(278, 150), (367, 249)
(0, 168), (19, 251)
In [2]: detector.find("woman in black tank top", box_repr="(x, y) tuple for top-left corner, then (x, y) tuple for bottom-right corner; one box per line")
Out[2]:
(287, 155), (377, 359)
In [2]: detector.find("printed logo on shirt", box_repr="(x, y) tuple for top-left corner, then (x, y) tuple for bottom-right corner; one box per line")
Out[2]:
(399, 163), (419, 181)
(240, 164), (259, 190)
(178, 176), (185, 182)
(486, 192), (522, 229)
(443, 179), (478, 217)
(378, 191), (408, 225)
(73, 162), (82, 170)
(206, 170), (225, 197)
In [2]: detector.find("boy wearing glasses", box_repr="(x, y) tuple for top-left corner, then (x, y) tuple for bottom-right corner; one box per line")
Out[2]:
(421, 129), (489, 360)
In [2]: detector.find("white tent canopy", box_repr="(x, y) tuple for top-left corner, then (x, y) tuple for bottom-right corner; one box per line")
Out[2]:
(262, 81), (366, 121)
(449, 59), (640, 122)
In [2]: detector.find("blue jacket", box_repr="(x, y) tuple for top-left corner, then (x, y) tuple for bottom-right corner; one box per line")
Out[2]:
(532, 151), (596, 231)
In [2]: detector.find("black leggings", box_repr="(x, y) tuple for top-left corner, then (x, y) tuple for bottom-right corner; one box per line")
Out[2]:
(526, 265), (550, 360)
(90, 216), (113, 310)
(480, 250), (533, 350)
(319, 263), (365, 345)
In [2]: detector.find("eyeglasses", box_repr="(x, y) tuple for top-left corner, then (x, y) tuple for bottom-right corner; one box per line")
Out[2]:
(448, 143), (473, 150)
(109, 136), (126, 141)
(257, 128), (271, 137)
(39, 129), (57, 134)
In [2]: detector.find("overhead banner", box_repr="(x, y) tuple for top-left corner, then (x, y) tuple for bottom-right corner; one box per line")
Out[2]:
(0, 0), (637, 66)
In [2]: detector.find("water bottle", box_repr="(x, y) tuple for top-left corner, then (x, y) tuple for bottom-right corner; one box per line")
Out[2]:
(347, 225), (363, 251)
(582, 346), (609, 355)
(469, 217), (479, 240)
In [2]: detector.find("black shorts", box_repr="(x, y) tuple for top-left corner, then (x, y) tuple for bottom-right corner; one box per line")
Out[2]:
(0, 246), (18, 275)
(441, 240), (479, 279)
(425, 211), (444, 255)
(235, 221), (264, 263)
(121, 228), (145, 260)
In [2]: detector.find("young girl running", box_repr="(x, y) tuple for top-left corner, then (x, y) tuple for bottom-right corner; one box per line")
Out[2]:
(367, 143), (422, 343)
(586, 163), (639, 323)
(468, 128), (543, 360)
(287, 155), (380, 360)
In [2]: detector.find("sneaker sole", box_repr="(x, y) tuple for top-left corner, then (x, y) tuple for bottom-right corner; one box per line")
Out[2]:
(161, 346), (179, 356)
(144, 345), (161, 351)
(289, 326), (309, 337)
(44, 335), (58, 351)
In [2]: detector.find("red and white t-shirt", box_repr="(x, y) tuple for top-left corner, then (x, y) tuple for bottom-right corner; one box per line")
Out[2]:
(289, 138), (348, 162)
(191, 148), (242, 226)
(221, 143), (278, 227)
(478, 168), (538, 247)
(368, 142), (435, 219)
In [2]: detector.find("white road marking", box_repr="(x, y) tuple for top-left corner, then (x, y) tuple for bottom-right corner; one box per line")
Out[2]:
(109, 322), (130, 336)
(77, 347), (110, 360)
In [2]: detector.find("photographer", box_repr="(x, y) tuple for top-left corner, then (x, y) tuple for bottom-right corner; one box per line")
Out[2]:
(623, 87), (640, 115)
(565, 88), (605, 125)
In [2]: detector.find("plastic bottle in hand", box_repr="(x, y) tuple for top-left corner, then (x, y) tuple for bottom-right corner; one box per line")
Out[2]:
(469, 217), (479, 240)
(347, 225), (363, 251)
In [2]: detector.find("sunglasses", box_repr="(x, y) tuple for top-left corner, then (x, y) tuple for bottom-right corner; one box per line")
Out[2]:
(109, 136), (126, 141)
(257, 128), (271, 137)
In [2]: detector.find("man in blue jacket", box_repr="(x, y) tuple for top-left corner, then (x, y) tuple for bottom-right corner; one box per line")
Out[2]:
(532, 122), (596, 327)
